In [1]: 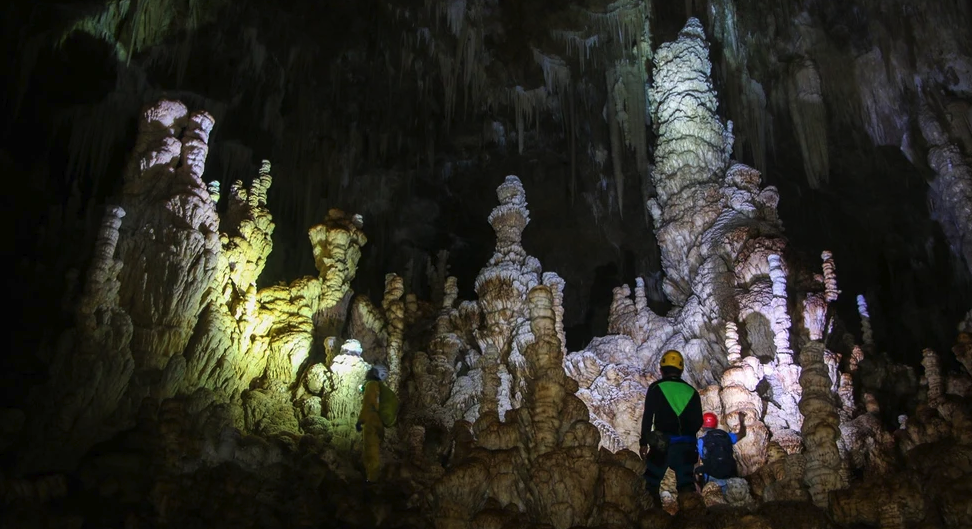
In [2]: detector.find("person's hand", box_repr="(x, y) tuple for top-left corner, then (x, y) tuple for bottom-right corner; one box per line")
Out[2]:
(737, 411), (745, 422)
(639, 444), (649, 458)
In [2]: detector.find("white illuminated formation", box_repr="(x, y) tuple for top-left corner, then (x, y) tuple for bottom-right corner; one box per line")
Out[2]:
(566, 20), (792, 477)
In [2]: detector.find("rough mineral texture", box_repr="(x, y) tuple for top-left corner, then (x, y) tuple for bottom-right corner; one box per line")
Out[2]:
(565, 20), (792, 477)
(799, 341), (847, 507)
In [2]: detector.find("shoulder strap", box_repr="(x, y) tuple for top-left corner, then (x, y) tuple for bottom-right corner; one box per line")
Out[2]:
(658, 380), (695, 416)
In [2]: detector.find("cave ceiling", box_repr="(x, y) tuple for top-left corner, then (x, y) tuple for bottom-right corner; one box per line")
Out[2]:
(4, 0), (972, 368)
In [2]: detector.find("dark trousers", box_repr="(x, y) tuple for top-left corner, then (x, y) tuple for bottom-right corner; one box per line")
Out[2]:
(644, 441), (698, 495)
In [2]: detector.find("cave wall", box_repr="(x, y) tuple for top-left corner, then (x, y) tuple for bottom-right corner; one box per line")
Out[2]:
(5, 2), (971, 376)
(1, 1), (972, 524)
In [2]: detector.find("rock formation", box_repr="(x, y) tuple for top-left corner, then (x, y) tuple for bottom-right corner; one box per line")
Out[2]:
(3, 2), (972, 524)
(566, 19), (792, 478)
(432, 285), (650, 529)
(798, 341), (847, 507)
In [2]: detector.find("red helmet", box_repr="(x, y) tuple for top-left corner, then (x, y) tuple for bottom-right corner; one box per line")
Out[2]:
(702, 412), (718, 429)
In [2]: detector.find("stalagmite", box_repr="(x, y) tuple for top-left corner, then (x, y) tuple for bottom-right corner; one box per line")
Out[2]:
(10, 5), (972, 522)
(647, 17), (732, 303)
(569, 21), (795, 467)
(426, 249), (450, 307)
(18, 204), (135, 473)
(768, 254), (794, 359)
(725, 321), (742, 363)
(308, 210), (367, 310)
(383, 274), (406, 392)
(222, 160), (275, 291)
(856, 295), (874, 352)
(719, 353), (769, 475)
(432, 281), (647, 529)
(799, 341), (847, 507)
(325, 342), (369, 453)
(19, 99), (228, 472)
(116, 100), (220, 373)
(821, 251), (839, 303)
(348, 295), (387, 363)
(473, 175), (554, 416)
(921, 348), (944, 406)
(76, 205), (126, 321)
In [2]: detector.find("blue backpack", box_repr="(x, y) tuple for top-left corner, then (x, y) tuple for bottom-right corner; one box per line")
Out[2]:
(701, 429), (738, 479)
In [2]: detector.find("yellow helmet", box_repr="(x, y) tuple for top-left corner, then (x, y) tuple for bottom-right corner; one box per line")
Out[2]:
(660, 350), (684, 371)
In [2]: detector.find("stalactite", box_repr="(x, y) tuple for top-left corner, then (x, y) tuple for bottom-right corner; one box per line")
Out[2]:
(550, 31), (599, 73)
(59, 0), (228, 63)
(532, 48), (571, 96)
(787, 58), (830, 188)
(605, 67), (625, 217)
(740, 71), (769, 174)
(57, 91), (138, 192)
(576, 1), (647, 56)
(613, 60), (649, 179)
(508, 87), (547, 155)
(426, 249), (450, 308)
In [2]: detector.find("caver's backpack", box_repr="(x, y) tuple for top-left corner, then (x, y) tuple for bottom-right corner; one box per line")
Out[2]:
(700, 429), (738, 479)
(377, 382), (400, 427)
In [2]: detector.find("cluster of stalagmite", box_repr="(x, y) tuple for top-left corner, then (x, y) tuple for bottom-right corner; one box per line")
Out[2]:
(566, 20), (794, 477)
(405, 176), (570, 440)
(432, 284), (650, 529)
(470, 175), (567, 418)
(829, 331), (972, 528)
(15, 100), (372, 475)
(5, 35), (972, 528)
(17, 100), (220, 473)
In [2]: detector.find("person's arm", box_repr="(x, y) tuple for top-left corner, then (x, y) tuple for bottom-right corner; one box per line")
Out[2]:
(640, 385), (657, 447)
(735, 411), (747, 441)
(683, 389), (704, 435)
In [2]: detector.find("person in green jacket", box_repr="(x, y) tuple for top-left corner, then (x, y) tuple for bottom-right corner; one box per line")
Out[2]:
(355, 366), (399, 482)
(639, 350), (704, 506)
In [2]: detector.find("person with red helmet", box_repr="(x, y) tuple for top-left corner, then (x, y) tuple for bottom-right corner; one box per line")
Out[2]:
(694, 411), (746, 494)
